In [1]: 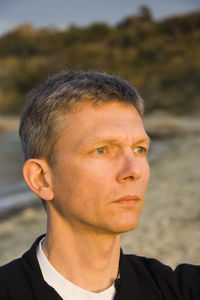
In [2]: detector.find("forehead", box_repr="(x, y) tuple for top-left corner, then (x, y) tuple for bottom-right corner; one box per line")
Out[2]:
(58, 102), (149, 150)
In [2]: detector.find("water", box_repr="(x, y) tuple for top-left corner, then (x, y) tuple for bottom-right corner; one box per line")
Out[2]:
(0, 131), (36, 215)
(0, 130), (169, 216)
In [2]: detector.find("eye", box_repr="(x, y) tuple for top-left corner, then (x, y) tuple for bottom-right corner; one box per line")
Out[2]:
(134, 146), (147, 155)
(96, 147), (105, 154)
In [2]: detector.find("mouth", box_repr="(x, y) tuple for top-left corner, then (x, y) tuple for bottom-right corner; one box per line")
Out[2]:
(115, 195), (141, 207)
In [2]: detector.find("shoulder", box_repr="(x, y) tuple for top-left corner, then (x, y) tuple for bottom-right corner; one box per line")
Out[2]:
(0, 257), (24, 280)
(124, 254), (176, 285)
(127, 254), (184, 295)
(0, 258), (26, 298)
(175, 262), (200, 278)
(118, 252), (185, 299)
(175, 263), (200, 299)
(0, 235), (43, 281)
(124, 253), (173, 274)
(125, 255), (200, 299)
(0, 235), (44, 297)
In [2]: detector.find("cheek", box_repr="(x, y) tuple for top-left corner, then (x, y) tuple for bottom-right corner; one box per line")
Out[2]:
(58, 160), (109, 197)
(80, 158), (113, 181)
(79, 165), (110, 194)
(53, 157), (118, 211)
(75, 161), (117, 206)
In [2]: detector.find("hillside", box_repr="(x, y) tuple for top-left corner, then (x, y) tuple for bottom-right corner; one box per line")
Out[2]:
(0, 6), (199, 115)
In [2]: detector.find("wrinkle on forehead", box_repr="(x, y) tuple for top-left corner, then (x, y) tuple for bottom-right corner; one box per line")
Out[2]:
(75, 119), (149, 151)
(59, 101), (148, 150)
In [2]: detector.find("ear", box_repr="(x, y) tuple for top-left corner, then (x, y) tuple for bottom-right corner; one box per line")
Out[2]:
(23, 159), (54, 201)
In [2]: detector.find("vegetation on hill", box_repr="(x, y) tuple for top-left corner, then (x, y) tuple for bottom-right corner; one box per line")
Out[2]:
(0, 6), (199, 115)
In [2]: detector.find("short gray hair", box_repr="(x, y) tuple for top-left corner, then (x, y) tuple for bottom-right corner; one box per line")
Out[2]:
(19, 70), (144, 166)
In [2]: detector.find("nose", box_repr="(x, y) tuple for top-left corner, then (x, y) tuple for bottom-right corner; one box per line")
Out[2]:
(116, 150), (142, 183)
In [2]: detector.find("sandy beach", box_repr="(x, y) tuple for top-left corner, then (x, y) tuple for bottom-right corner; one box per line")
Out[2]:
(0, 115), (19, 131)
(0, 113), (200, 269)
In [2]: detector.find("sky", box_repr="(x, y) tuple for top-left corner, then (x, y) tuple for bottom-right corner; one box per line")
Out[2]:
(0, 0), (200, 36)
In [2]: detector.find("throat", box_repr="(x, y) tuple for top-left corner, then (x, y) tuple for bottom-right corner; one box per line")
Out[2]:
(42, 231), (121, 292)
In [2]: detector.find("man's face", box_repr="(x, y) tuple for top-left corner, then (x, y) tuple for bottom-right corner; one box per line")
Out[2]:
(50, 101), (150, 235)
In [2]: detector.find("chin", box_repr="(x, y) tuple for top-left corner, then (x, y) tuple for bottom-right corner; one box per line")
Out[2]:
(115, 222), (139, 234)
(108, 216), (140, 234)
(105, 203), (143, 234)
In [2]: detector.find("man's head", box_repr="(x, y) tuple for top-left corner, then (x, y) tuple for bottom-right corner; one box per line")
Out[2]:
(19, 70), (144, 167)
(20, 71), (150, 234)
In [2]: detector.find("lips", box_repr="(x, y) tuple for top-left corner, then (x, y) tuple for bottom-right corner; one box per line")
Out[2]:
(115, 195), (140, 207)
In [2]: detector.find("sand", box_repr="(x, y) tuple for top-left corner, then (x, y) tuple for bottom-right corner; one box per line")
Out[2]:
(0, 113), (200, 268)
(0, 115), (19, 131)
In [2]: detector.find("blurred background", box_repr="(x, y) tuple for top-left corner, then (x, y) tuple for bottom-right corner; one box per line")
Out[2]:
(0, 0), (200, 268)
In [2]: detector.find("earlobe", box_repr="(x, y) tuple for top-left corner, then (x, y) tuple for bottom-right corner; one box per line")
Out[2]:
(23, 159), (54, 201)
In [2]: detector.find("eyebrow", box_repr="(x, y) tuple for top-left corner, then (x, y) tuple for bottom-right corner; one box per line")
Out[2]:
(80, 135), (151, 149)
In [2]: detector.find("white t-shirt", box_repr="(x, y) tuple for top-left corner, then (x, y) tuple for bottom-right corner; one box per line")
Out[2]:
(37, 239), (116, 300)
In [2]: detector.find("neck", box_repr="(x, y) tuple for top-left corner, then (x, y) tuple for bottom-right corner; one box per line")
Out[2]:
(42, 210), (121, 292)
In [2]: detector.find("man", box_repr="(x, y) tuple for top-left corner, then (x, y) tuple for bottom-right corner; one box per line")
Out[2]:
(0, 71), (199, 299)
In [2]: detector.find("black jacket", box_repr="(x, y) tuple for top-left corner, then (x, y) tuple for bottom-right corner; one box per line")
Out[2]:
(0, 235), (199, 299)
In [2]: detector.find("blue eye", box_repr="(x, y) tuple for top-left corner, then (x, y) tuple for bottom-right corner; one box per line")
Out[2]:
(135, 146), (147, 154)
(96, 147), (105, 154)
